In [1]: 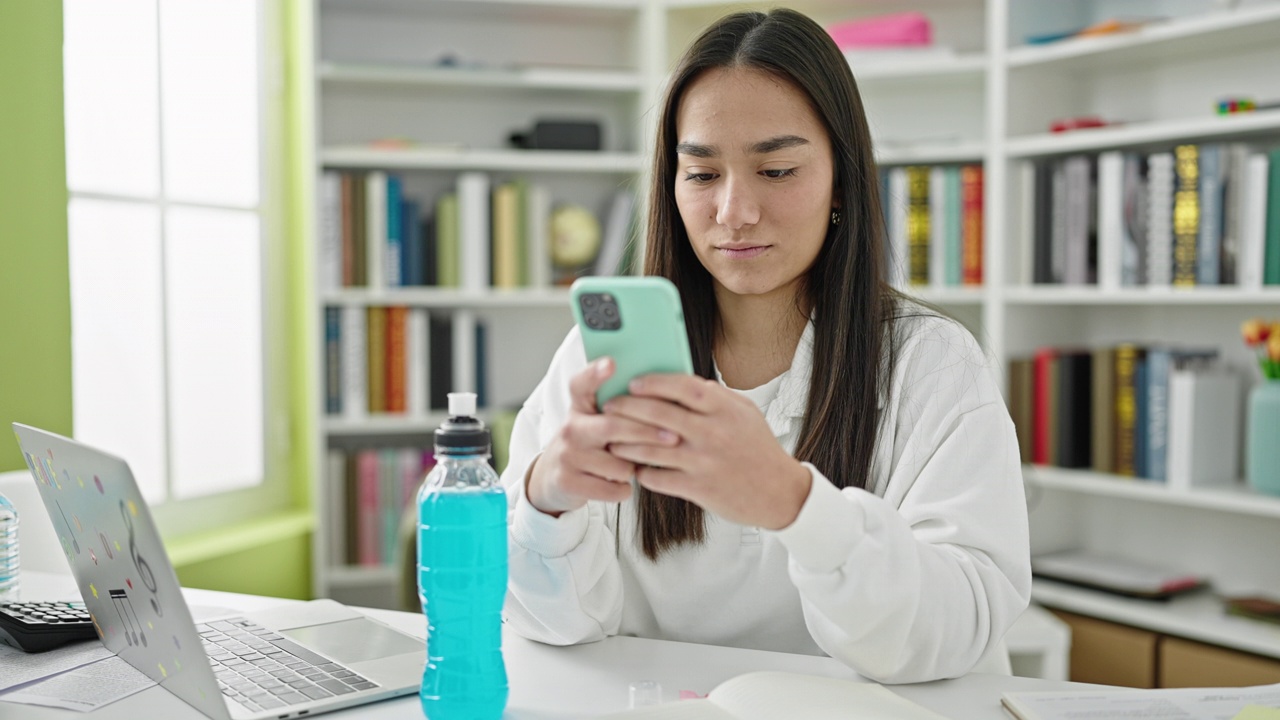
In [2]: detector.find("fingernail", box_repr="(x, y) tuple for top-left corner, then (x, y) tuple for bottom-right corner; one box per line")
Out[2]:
(629, 378), (643, 392)
(658, 430), (677, 443)
(596, 358), (611, 377)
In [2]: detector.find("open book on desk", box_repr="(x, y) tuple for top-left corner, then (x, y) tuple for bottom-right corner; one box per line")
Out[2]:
(1002, 682), (1280, 720)
(600, 671), (948, 720)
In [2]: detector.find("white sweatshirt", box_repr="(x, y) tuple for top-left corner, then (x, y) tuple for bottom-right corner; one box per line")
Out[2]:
(500, 311), (1031, 684)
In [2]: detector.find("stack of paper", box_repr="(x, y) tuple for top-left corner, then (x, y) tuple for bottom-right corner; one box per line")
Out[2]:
(1032, 550), (1204, 599)
(1003, 682), (1280, 720)
(601, 671), (947, 720)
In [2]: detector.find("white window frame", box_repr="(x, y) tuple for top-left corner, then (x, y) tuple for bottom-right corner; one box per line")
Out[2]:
(64, 0), (292, 537)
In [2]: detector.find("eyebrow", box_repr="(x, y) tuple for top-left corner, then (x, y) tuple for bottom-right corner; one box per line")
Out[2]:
(676, 134), (810, 158)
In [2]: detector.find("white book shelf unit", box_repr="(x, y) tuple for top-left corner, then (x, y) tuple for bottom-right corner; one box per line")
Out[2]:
(310, 0), (652, 608)
(303, 0), (1280, 631)
(997, 0), (1280, 663)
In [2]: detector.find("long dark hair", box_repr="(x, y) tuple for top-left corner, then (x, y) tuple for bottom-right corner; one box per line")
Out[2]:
(639, 8), (899, 560)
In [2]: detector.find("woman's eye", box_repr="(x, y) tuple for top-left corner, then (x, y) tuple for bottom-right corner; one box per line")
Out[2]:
(683, 172), (716, 183)
(762, 168), (797, 179)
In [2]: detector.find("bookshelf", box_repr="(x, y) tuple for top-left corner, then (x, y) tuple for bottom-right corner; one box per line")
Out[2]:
(302, 0), (1280, 642)
(309, 0), (654, 609)
(997, 1), (1280, 668)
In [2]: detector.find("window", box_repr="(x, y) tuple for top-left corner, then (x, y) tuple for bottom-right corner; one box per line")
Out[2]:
(63, 0), (282, 525)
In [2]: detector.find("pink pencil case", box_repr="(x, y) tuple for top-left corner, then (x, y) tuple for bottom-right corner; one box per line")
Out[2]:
(827, 12), (933, 49)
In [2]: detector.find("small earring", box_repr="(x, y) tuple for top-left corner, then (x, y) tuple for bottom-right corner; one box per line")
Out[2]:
(830, 209), (842, 226)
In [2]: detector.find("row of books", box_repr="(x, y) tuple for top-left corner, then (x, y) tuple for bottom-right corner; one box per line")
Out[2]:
(1008, 346), (1241, 488)
(325, 447), (435, 567)
(324, 409), (520, 569)
(879, 164), (985, 288)
(318, 170), (637, 292)
(1023, 145), (1280, 288)
(322, 306), (489, 417)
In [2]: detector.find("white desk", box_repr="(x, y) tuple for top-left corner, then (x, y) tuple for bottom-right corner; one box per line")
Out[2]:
(5, 572), (1087, 719)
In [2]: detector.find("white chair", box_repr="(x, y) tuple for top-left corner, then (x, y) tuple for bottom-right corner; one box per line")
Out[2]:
(971, 636), (1014, 675)
(1005, 602), (1072, 681)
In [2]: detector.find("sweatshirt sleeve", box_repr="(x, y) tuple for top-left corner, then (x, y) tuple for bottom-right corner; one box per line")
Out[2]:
(499, 327), (625, 646)
(770, 319), (1031, 683)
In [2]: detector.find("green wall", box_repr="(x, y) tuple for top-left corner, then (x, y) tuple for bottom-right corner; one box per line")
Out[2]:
(175, 525), (313, 601)
(164, 508), (314, 600)
(0, 1), (316, 601)
(0, 1), (73, 471)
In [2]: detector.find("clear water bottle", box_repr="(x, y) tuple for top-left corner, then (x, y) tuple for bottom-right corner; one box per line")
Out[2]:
(0, 493), (19, 601)
(417, 392), (508, 719)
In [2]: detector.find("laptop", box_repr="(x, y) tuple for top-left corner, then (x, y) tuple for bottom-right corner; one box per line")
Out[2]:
(12, 423), (424, 720)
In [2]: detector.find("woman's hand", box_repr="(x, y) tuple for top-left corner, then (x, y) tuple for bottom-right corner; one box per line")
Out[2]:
(525, 358), (682, 517)
(602, 374), (812, 530)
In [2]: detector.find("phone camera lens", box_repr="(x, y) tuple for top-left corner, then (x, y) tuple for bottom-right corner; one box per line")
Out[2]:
(602, 305), (617, 319)
(582, 295), (598, 309)
(586, 315), (601, 329)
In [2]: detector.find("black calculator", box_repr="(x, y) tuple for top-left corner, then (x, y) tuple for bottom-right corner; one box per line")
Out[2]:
(0, 601), (99, 652)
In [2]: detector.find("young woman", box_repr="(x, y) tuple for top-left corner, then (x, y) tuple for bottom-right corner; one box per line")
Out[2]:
(499, 8), (1030, 684)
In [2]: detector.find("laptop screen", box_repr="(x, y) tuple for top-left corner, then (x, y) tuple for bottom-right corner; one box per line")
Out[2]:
(13, 423), (229, 720)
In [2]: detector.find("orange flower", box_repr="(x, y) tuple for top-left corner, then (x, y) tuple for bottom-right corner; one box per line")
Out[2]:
(1269, 331), (1280, 363)
(1242, 318), (1271, 346)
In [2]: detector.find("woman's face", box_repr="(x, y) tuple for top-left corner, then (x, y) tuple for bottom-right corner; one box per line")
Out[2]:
(673, 66), (835, 302)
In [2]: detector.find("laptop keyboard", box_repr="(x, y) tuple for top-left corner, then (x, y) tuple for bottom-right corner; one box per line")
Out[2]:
(199, 618), (380, 712)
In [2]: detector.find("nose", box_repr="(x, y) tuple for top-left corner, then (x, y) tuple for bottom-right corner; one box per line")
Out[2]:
(715, 175), (760, 230)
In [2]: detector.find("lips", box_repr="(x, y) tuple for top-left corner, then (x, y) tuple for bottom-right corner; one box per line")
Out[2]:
(716, 244), (769, 259)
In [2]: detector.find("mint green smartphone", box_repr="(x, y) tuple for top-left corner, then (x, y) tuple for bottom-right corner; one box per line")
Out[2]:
(570, 276), (695, 406)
